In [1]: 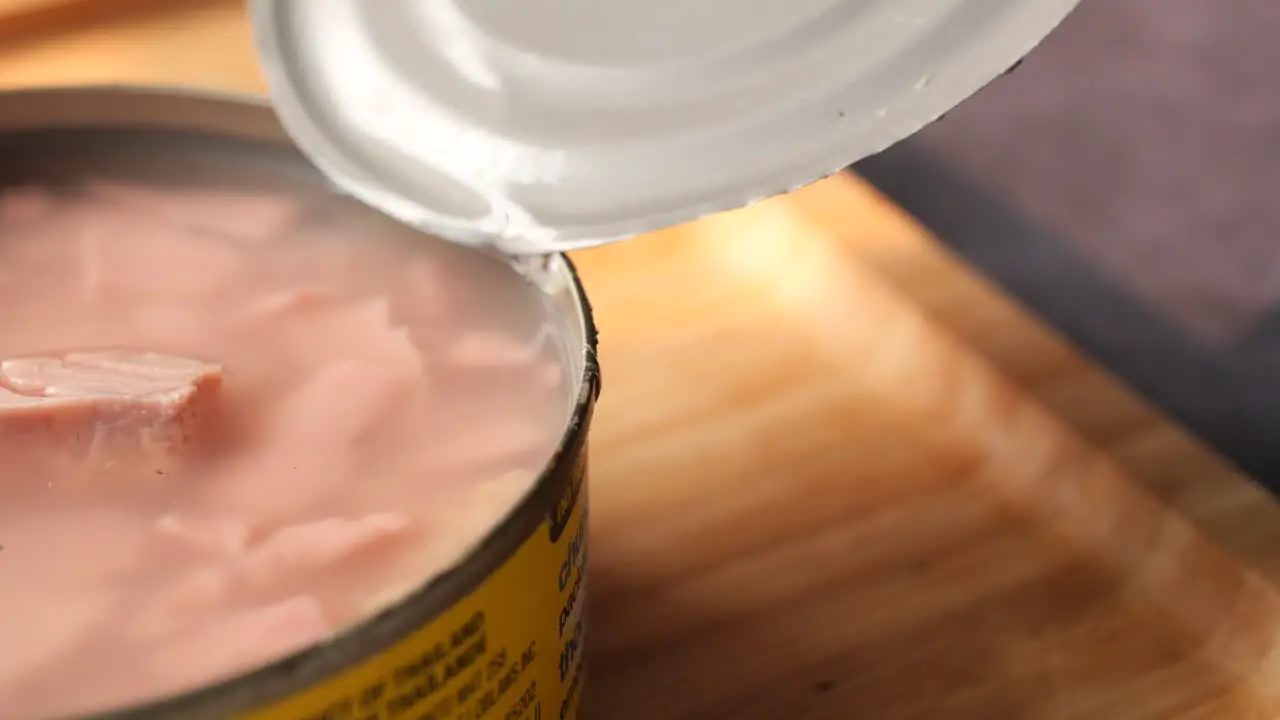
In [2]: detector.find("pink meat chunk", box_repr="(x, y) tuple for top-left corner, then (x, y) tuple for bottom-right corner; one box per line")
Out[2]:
(0, 507), (146, 685)
(0, 593), (109, 696)
(151, 595), (330, 692)
(245, 513), (411, 584)
(269, 361), (403, 445)
(76, 210), (242, 300)
(145, 512), (409, 632)
(0, 350), (222, 456)
(453, 471), (535, 550)
(394, 259), (454, 327)
(156, 513), (253, 556)
(235, 287), (337, 325)
(210, 361), (408, 520)
(84, 180), (304, 244)
(447, 326), (551, 368)
(287, 297), (424, 376)
(126, 304), (223, 350)
(444, 326), (565, 386)
(357, 475), (529, 617)
(138, 567), (231, 638)
(418, 417), (547, 476)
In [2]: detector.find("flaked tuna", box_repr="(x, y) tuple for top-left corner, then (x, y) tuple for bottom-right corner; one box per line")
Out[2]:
(0, 349), (222, 460)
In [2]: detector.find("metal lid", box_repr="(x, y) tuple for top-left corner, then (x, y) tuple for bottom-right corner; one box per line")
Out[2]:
(251, 0), (1079, 255)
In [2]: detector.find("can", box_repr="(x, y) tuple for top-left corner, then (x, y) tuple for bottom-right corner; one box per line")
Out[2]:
(0, 86), (600, 720)
(225, 0), (1082, 716)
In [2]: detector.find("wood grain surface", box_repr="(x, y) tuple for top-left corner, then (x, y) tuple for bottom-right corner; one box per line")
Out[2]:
(3, 3), (1279, 718)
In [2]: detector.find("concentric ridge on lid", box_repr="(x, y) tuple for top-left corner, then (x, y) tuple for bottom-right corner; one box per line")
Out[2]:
(251, 0), (1081, 254)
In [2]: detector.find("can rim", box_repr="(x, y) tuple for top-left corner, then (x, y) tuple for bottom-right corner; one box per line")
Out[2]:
(0, 86), (601, 720)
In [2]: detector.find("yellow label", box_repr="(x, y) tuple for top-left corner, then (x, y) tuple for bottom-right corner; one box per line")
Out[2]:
(237, 456), (588, 720)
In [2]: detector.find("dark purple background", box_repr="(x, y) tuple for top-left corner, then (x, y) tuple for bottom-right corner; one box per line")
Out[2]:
(853, 0), (1280, 489)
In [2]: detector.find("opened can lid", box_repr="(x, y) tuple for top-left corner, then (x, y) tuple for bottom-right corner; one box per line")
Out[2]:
(251, 0), (1079, 255)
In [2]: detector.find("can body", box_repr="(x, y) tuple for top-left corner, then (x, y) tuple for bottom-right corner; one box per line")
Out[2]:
(0, 87), (599, 720)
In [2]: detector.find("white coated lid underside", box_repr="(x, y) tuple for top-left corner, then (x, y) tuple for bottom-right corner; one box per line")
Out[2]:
(251, 0), (1080, 254)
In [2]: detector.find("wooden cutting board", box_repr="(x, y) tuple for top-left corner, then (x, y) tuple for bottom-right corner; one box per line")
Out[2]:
(4, 2), (1280, 717)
